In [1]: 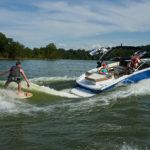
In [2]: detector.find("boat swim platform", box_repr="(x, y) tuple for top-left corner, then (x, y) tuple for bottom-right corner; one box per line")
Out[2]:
(85, 73), (112, 82)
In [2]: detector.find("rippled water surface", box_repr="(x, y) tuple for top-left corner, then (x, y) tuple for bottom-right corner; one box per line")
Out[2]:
(0, 60), (150, 150)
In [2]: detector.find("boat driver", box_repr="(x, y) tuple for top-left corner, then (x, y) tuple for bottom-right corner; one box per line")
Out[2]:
(98, 63), (109, 74)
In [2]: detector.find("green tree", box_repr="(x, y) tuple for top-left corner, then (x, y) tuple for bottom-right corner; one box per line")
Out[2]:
(44, 43), (57, 59)
(9, 42), (24, 58)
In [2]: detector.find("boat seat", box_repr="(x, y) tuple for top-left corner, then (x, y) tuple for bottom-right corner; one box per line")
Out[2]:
(85, 73), (112, 82)
(113, 66), (125, 75)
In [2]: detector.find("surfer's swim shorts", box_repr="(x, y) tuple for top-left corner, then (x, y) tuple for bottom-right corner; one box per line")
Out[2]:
(7, 76), (22, 84)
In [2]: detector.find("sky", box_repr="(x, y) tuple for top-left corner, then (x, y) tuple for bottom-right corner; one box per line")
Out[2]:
(0, 0), (150, 50)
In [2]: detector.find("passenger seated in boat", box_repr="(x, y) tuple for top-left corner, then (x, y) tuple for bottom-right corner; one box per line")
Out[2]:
(125, 56), (141, 74)
(98, 63), (109, 74)
(129, 56), (140, 70)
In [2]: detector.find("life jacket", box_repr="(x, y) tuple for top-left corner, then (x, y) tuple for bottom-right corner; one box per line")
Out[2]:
(9, 66), (21, 77)
(130, 57), (139, 67)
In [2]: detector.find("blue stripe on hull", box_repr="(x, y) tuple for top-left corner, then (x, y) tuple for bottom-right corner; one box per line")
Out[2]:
(122, 69), (150, 84)
(77, 69), (150, 94)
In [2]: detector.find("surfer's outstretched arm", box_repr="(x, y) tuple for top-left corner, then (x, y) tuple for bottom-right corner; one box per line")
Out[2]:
(0, 68), (10, 76)
(20, 69), (30, 88)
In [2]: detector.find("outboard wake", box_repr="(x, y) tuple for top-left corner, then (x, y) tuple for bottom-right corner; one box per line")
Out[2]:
(0, 78), (149, 118)
(0, 77), (78, 98)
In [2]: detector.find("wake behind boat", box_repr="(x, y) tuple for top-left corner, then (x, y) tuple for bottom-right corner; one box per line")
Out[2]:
(71, 47), (150, 97)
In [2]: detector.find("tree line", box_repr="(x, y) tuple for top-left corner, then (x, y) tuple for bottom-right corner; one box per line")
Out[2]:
(0, 32), (150, 60)
(0, 32), (95, 60)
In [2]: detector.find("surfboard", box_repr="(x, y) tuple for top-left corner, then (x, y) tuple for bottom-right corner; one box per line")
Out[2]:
(90, 49), (102, 56)
(17, 92), (33, 99)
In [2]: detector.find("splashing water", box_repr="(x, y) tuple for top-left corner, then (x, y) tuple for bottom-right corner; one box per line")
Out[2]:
(0, 77), (150, 118)
(0, 60), (150, 150)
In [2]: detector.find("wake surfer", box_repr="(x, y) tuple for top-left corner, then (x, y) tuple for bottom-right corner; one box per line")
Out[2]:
(0, 61), (30, 95)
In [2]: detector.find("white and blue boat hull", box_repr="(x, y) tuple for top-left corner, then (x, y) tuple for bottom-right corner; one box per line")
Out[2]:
(71, 65), (150, 97)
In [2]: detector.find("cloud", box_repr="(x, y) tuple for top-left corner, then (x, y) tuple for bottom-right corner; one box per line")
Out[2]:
(33, 0), (150, 32)
(0, 0), (150, 49)
(91, 44), (103, 49)
(58, 43), (67, 48)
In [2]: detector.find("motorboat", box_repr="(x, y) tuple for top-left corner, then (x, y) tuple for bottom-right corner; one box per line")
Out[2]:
(71, 47), (150, 97)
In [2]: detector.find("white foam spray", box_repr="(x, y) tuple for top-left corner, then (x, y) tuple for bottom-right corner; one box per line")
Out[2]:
(0, 78), (149, 117)
(120, 142), (148, 150)
(0, 79), (78, 98)
(0, 89), (43, 117)
(30, 76), (76, 83)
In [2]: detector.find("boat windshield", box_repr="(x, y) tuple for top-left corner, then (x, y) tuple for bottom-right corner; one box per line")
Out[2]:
(137, 59), (150, 70)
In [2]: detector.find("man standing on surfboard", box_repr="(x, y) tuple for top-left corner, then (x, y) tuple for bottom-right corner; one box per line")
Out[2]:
(0, 61), (30, 95)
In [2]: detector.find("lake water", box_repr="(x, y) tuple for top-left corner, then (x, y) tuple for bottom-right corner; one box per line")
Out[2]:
(0, 60), (150, 150)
